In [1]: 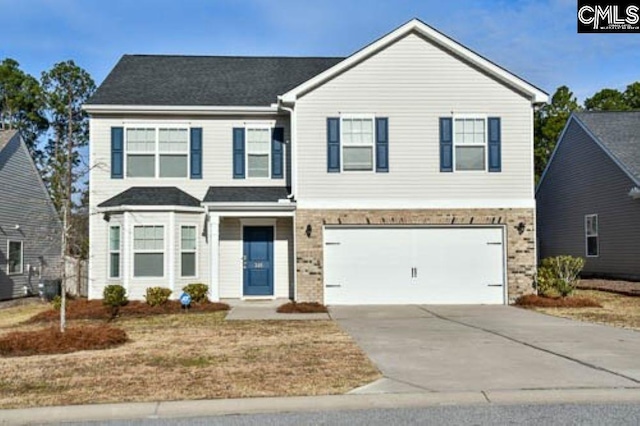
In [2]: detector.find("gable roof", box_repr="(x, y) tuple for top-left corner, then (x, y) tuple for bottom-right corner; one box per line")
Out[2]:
(86, 55), (343, 107)
(574, 111), (640, 183)
(537, 111), (640, 192)
(0, 129), (18, 153)
(203, 186), (290, 203)
(98, 187), (201, 208)
(280, 18), (548, 104)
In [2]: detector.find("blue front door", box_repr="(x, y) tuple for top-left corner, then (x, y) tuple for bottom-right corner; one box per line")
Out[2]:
(243, 226), (274, 296)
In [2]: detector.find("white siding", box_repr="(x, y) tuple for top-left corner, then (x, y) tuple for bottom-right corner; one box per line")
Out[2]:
(89, 115), (290, 209)
(218, 217), (292, 299)
(295, 32), (534, 204)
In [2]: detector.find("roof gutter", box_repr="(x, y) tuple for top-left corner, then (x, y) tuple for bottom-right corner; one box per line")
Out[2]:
(82, 104), (281, 116)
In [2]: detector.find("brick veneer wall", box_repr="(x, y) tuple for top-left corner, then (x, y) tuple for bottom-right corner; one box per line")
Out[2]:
(294, 208), (536, 304)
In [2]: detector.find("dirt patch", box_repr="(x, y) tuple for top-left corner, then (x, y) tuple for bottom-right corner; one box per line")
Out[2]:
(0, 325), (128, 357)
(530, 290), (640, 331)
(515, 294), (602, 308)
(277, 302), (328, 314)
(0, 312), (379, 408)
(27, 299), (229, 323)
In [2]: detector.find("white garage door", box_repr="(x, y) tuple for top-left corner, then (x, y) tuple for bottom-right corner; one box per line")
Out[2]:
(323, 226), (505, 305)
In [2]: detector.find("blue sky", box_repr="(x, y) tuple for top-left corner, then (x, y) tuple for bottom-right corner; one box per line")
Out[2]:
(1, 0), (639, 102)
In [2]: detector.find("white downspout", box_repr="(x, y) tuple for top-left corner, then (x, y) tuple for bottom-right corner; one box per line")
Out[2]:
(279, 102), (298, 300)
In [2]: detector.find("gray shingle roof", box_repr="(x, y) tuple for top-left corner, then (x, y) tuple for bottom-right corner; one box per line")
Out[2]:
(98, 187), (200, 208)
(575, 111), (640, 181)
(0, 130), (18, 153)
(203, 186), (290, 203)
(86, 55), (344, 107)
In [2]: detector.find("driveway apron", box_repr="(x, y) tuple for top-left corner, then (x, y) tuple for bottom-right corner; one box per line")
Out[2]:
(330, 305), (640, 393)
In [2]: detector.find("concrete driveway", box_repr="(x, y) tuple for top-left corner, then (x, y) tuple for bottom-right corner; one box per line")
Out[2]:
(330, 305), (640, 393)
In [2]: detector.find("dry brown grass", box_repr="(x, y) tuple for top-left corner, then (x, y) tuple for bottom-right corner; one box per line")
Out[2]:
(0, 311), (380, 409)
(530, 289), (640, 331)
(0, 301), (50, 329)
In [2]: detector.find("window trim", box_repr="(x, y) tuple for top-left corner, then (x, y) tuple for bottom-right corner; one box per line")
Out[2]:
(109, 225), (121, 279)
(585, 214), (599, 258)
(124, 126), (191, 179)
(340, 114), (376, 173)
(245, 125), (272, 179)
(180, 225), (198, 278)
(132, 224), (166, 278)
(452, 115), (489, 173)
(7, 240), (24, 276)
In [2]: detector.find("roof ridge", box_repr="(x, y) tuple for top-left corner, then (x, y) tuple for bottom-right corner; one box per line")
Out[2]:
(123, 54), (346, 60)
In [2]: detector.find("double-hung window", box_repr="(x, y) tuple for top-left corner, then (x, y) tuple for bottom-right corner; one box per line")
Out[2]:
(126, 128), (156, 177)
(133, 226), (164, 277)
(246, 127), (271, 178)
(7, 241), (23, 275)
(454, 118), (486, 171)
(585, 214), (599, 257)
(109, 226), (121, 278)
(342, 116), (374, 171)
(180, 226), (197, 277)
(126, 127), (189, 178)
(159, 129), (189, 177)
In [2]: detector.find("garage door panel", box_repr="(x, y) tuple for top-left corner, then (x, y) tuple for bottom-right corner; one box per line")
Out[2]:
(324, 226), (505, 305)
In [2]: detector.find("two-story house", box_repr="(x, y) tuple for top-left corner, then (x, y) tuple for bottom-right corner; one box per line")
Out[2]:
(85, 19), (547, 305)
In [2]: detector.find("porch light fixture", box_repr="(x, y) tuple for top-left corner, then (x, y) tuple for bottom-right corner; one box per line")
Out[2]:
(305, 224), (312, 238)
(516, 222), (526, 235)
(103, 213), (111, 222)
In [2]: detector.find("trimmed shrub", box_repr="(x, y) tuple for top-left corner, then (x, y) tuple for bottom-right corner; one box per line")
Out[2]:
(103, 284), (128, 319)
(145, 287), (172, 307)
(183, 283), (209, 303)
(536, 255), (585, 297)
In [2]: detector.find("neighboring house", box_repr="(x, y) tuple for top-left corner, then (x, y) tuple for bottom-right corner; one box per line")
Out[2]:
(85, 19), (548, 305)
(537, 111), (640, 281)
(0, 130), (63, 300)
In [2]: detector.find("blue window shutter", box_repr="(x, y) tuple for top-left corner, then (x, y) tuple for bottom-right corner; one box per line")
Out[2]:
(439, 118), (453, 172)
(190, 128), (202, 179)
(488, 117), (501, 172)
(233, 128), (245, 179)
(375, 117), (389, 173)
(111, 127), (124, 179)
(327, 118), (340, 172)
(271, 127), (284, 179)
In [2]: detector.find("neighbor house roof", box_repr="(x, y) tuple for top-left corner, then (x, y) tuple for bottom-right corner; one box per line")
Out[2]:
(203, 186), (290, 203)
(98, 187), (201, 208)
(0, 129), (18, 153)
(86, 55), (344, 107)
(574, 111), (640, 182)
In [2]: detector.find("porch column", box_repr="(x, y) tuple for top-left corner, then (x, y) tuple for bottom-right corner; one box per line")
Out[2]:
(209, 213), (220, 301)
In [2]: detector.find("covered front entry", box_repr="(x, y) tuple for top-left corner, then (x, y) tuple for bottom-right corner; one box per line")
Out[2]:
(242, 226), (274, 296)
(323, 226), (506, 305)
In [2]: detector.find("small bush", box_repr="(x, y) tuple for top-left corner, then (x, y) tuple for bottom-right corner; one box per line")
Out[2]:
(0, 325), (128, 357)
(51, 295), (62, 311)
(277, 302), (328, 314)
(144, 287), (172, 307)
(103, 284), (128, 307)
(536, 255), (585, 297)
(183, 283), (209, 303)
(515, 294), (602, 308)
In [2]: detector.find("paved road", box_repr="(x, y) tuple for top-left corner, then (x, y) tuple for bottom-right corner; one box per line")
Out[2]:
(58, 403), (640, 425)
(331, 305), (640, 393)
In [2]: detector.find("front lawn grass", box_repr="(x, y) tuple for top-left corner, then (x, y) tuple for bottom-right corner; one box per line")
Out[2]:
(0, 307), (380, 409)
(525, 289), (640, 331)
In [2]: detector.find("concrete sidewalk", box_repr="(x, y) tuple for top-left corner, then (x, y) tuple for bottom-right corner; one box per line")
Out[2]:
(3, 389), (640, 425)
(224, 299), (330, 321)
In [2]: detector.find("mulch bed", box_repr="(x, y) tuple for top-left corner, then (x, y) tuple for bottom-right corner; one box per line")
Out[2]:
(27, 299), (229, 323)
(277, 302), (328, 314)
(578, 279), (640, 297)
(515, 294), (602, 308)
(0, 325), (128, 357)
